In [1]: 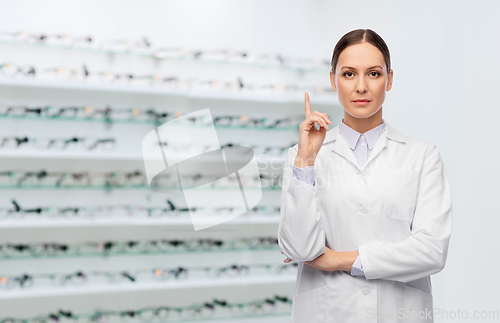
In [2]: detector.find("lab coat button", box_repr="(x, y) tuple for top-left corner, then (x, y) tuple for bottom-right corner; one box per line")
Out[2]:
(362, 286), (370, 295)
(360, 206), (368, 214)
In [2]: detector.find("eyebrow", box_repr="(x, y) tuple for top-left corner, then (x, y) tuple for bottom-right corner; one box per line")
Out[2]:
(341, 65), (383, 71)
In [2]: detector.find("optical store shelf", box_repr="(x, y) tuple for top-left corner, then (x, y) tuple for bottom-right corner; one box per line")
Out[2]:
(0, 253), (281, 263)
(0, 116), (302, 131)
(0, 186), (281, 191)
(0, 214), (280, 228)
(137, 313), (292, 323)
(0, 39), (328, 75)
(0, 150), (288, 164)
(0, 78), (339, 105)
(0, 248), (283, 262)
(0, 314), (292, 323)
(0, 274), (296, 300)
(97, 313), (293, 323)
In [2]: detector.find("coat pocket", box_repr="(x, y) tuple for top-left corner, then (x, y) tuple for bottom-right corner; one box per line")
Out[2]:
(291, 284), (327, 323)
(383, 169), (420, 223)
(402, 285), (434, 322)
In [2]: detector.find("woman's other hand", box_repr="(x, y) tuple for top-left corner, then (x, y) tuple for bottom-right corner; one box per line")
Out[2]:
(294, 92), (332, 168)
(281, 248), (337, 272)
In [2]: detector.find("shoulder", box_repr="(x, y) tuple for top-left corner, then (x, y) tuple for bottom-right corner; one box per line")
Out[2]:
(386, 123), (439, 152)
(387, 124), (445, 169)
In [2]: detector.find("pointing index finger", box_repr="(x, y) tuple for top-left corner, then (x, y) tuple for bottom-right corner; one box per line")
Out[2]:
(305, 92), (312, 118)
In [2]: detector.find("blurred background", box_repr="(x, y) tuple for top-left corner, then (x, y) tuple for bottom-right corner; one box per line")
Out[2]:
(0, 0), (498, 322)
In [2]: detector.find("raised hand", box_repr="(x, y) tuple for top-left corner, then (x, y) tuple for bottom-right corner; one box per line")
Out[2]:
(294, 92), (331, 168)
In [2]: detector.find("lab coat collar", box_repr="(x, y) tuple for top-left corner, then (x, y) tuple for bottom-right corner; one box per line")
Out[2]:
(324, 121), (408, 171)
(339, 118), (387, 150)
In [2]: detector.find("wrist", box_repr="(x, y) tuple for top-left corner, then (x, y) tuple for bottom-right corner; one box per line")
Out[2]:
(294, 154), (316, 168)
(346, 250), (360, 272)
(335, 250), (359, 272)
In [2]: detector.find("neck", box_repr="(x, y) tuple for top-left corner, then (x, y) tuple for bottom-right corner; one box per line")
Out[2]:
(343, 109), (383, 133)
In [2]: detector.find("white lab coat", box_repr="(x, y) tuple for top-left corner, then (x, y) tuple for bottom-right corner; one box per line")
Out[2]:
(278, 122), (453, 323)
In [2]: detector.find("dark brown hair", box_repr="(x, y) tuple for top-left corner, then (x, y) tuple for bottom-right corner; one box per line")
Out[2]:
(331, 29), (391, 74)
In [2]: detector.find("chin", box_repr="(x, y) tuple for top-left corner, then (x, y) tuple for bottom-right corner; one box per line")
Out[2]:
(345, 109), (378, 119)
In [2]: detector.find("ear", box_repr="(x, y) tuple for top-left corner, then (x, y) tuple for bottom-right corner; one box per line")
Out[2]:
(386, 69), (393, 91)
(330, 69), (337, 92)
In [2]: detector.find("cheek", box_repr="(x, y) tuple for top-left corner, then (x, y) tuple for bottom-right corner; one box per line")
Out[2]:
(336, 80), (352, 95)
(372, 82), (387, 98)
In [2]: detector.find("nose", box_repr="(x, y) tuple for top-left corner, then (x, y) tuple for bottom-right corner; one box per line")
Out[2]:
(356, 79), (368, 94)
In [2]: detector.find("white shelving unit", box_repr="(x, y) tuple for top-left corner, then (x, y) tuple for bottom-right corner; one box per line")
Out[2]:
(0, 78), (339, 105)
(0, 275), (297, 300)
(0, 37), (342, 322)
(0, 213), (280, 228)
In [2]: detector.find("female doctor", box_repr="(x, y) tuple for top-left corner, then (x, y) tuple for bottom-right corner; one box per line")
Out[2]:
(277, 29), (453, 322)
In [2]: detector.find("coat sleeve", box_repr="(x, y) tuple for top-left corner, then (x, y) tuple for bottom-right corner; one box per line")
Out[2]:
(358, 144), (453, 283)
(277, 146), (326, 262)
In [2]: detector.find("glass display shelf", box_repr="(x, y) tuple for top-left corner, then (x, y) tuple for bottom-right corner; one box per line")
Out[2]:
(0, 312), (293, 323)
(0, 185), (282, 191)
(0, 214), (280, 228)
(0, 246), (281, 261)
(0, 303), (291, 323)
(0, 151), (288, 165)
(0, 78), (340, 105)
(0, 114), (301, 130)
(0, 274), (296, 300)
(136, 312), (292, 323)
(0, 39), (329, 74)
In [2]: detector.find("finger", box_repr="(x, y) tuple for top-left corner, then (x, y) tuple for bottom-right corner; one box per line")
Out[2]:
(304, 92), (312, 119)
(310, 115), (329, 130)
(312, 111), (332, 125)
(303, 114), (328, 132)
(311, 113), (328, 126)
(321, 112), (332, 124)
(314, 111), (331, 124)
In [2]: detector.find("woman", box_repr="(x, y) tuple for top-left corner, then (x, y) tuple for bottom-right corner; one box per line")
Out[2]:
(278, 29), (453, 322)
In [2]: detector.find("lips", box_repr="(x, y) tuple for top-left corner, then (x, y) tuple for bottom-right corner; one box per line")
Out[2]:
(353, 99), (370, 106)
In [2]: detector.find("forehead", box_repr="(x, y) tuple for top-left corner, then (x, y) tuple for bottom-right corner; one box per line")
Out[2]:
(337, 43), (385, 69)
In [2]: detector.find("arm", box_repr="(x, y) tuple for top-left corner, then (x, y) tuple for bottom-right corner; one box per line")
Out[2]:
(291, 165), (366, 277)
(277, 146), (326, 262)
(358, 144), (453, 283)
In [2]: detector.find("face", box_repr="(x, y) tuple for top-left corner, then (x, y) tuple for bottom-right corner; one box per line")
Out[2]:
(330, 42), (393, 120)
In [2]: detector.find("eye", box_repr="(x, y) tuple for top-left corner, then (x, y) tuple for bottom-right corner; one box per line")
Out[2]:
(370, 71), (381, 77)
(343, 72), (354, 77)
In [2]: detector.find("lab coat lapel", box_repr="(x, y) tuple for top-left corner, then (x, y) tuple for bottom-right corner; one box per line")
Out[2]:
(363, 129), (387, 171)
(327, 126), (360, 171)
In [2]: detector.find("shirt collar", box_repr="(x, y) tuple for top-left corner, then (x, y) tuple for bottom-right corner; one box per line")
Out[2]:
(339, 118), (386, 150)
